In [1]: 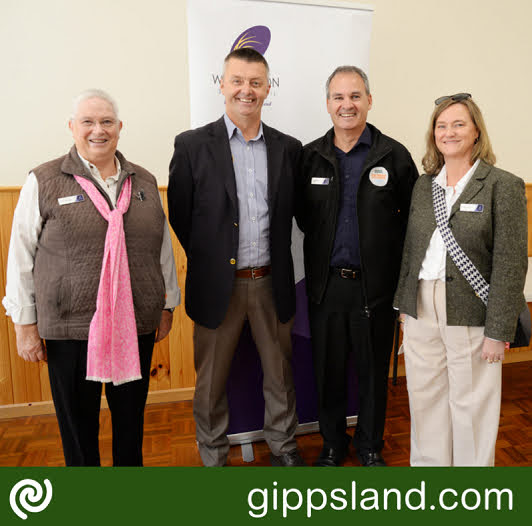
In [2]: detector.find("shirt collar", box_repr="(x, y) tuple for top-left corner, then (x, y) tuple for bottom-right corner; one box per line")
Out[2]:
(357, 125), (372, 147)
(223, 113), (264, 142)
(334, 125), (372, 156)
(435, 158), (480, 190)
(77, 152), (121, 181)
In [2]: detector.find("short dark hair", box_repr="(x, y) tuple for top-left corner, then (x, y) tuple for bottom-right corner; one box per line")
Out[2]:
(223, 48), (269, 76)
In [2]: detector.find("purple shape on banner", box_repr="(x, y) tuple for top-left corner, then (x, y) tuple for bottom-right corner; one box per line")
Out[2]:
(230, 26), (271, 55)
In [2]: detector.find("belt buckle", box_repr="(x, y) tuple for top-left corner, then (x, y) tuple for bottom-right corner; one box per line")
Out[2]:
(251, 267), (260, 280)
(340, 268), (352, 279)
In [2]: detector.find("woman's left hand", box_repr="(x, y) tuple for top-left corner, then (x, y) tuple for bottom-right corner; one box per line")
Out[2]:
(481, 337), (505, 364)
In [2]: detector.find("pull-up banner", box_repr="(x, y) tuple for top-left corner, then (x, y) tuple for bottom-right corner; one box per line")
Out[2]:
(187, 0), (373, 144)
(186, 0), (374, 446)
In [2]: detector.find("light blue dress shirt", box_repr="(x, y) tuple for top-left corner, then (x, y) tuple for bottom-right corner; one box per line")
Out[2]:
(224, 113), (270, 269)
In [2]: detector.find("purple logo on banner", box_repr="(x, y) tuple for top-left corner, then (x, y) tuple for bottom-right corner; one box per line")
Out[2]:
(230, 25), (271, 54)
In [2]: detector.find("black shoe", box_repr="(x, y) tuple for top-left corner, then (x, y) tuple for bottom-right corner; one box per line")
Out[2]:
(270, 450), (306, 466)
(356, 449), (386, 467)
(314, 446), (347, 467)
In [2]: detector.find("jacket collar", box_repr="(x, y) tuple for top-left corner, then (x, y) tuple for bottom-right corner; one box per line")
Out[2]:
(262, 122), (282, 211)
(449, 159), (491, 219)
(308, 122), (391, 167)
(209, 117), (238, 211)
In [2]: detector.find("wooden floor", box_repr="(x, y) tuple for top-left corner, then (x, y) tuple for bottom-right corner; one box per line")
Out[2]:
(1, 361), (531, 467)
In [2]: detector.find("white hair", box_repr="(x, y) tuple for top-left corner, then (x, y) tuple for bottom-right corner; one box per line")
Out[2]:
(71, 89), (120, 120)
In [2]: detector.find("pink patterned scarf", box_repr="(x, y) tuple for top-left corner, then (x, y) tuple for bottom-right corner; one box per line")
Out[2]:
(74, 175), (140, 385)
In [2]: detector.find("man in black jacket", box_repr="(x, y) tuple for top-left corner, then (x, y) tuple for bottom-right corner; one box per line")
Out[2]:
(168, 48), (304, 467)
(296, 66), (418, 466)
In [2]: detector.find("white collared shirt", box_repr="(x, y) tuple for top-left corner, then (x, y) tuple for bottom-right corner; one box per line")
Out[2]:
(418, 159), (480, 281)
(2, 153), (180, 324)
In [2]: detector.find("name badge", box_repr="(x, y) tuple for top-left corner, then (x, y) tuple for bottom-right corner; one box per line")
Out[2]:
(460, 203), (484, 212)
(311, 177), (329, 185)
(58, 194), (84, 206)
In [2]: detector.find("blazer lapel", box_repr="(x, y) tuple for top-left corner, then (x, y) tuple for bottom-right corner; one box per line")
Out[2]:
(263, 123), (282, 213)
(210, 117), (238, 211)
(449, 161), (490, 219)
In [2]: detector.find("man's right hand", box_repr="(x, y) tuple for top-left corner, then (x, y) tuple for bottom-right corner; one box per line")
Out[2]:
(14, 323), (46, 362)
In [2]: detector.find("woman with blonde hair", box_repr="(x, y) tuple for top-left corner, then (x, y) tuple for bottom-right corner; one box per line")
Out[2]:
(394, 93), (528, 466)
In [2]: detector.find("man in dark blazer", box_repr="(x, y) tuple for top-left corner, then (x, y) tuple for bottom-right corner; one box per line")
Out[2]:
(167, 48), (304, 467)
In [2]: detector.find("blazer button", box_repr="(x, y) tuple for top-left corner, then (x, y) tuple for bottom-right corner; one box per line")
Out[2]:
(230, 258), (236, 265)
(234, 222), (238, 227)
(446, 276), (453, 282)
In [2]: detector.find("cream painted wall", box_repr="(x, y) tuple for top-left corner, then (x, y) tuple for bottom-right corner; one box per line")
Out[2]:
(1, 0), (531, 185)
(363, 0), (532, 181)
(1, 0), (189, 185)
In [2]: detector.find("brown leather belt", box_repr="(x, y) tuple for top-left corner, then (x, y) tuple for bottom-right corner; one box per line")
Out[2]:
(235, 265), (271, 279)
(331, 267), (361, 280)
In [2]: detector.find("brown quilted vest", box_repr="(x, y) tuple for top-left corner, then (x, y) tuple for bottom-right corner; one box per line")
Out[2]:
(32, 146), (166, 339)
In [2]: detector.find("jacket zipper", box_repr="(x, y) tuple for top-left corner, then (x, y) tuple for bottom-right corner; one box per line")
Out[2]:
(356, 148), (390, 318)
(323, 158), (340, 298)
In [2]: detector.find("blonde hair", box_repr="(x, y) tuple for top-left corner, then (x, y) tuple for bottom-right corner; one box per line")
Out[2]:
(422, 97), (496, 175)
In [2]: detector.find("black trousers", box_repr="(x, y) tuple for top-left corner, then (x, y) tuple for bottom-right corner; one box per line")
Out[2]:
(309, 272), (395, 453)
(46, 332), (155, 466)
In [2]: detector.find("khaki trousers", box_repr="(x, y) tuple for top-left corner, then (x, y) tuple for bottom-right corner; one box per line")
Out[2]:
(193, 275), (298, 466)
(403, 279), (502, 466)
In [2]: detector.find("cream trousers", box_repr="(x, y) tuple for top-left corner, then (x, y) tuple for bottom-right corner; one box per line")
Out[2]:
(403, 279), (502, 466)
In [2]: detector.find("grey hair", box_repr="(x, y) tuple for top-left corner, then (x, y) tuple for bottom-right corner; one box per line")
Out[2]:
(326, 66), (371, 98)
(70, 89), (120, 120)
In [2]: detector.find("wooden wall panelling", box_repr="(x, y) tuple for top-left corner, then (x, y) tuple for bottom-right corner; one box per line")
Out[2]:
(152, 338), (172, 392)
(1, 191), (29, 404)
(1, 190), (44, 404)
(39, 361), (52, 401)
(12, 190), (44, 404)
(0, 190), (15, 406)
(0, 186), (197, 417)
(160, 189), (195, 390)
(2, 184), (532, 416)
(151, 190), (173, 390)
(175, 234), (195, 388)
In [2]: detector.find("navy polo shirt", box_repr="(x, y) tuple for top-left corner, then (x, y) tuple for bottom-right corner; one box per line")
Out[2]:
(330, 125), (372, 269)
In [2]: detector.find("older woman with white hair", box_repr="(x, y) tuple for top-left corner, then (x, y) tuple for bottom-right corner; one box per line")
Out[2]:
(394, 94), (528, 466)
(3, 89), (180, 466)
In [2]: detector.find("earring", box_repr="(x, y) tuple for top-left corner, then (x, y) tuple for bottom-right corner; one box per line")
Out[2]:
(474, 137), (479, 144)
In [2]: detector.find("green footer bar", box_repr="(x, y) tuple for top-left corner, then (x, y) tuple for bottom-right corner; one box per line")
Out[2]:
(1, 467), (530, 525)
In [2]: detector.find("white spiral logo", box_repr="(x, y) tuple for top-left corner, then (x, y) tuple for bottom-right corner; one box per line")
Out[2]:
(9, 479), (53, 520)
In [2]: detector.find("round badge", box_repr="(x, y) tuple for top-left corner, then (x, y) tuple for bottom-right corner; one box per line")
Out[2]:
(369, 167), (389, 187)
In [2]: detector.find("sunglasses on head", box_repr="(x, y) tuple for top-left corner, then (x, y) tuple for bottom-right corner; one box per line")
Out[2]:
(434, 93), (472, 105)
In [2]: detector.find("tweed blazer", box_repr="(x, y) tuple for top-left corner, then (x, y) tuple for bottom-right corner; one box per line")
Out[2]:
(394, 160), (527, 341)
